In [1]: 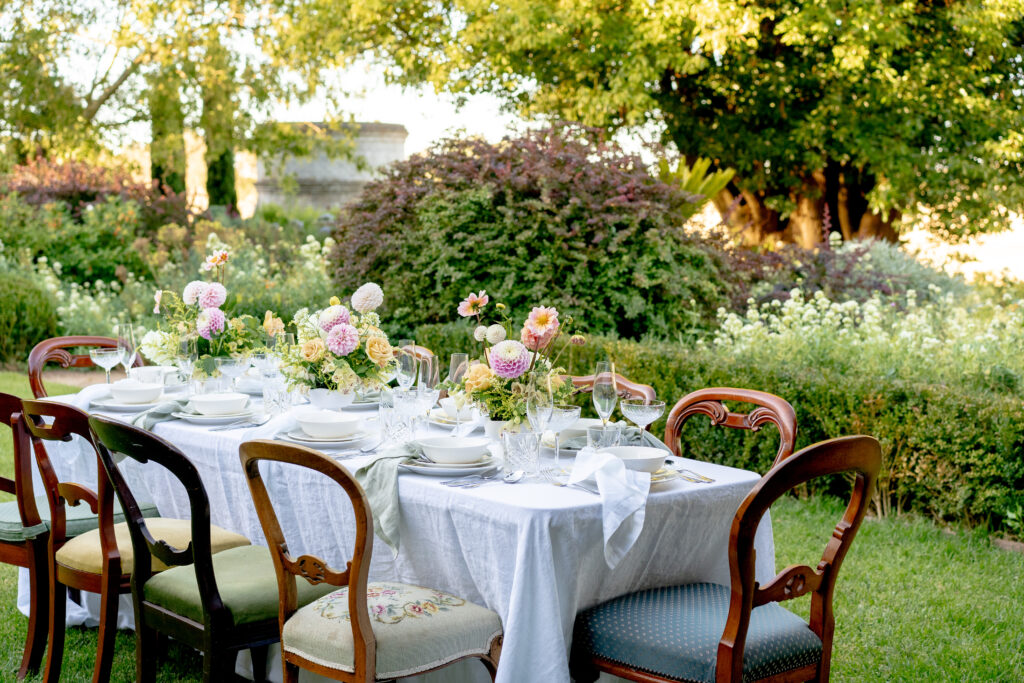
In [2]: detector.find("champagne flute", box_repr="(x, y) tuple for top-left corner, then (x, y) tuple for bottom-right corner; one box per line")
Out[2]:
(115, 322), (137, 377)
(417, 356), (441, 419)
(396, 339), (417, 390)
(592, 361), (618, 428)
(89, 348), (122, 385)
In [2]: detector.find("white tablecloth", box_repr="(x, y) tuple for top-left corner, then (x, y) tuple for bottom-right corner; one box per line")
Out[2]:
(26, 389), (775, 683)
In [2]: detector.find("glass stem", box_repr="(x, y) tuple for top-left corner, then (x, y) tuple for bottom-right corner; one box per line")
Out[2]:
(105, 369), (111, 384)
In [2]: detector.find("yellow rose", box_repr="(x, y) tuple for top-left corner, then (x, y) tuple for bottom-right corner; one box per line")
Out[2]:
(364, 336), (394, 367)
(464, 362), (495, 394)
(300, 338), (326, 362)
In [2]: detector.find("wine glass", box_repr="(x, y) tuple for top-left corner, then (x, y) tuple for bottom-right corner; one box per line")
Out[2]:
(592, 361), (618, 427)
(548, 404), (582, 458)
(215, 357), (249, 392)
(174, 337), (198, 386)
(526, 372), (554, 433)
(115, 322), (137, 376)
(396, 339), (417, 390)
(417, 356), (441, 417)
(89, 348), (122, 385)
(448, 353), (469, 385)
(620, 399), (666, 443)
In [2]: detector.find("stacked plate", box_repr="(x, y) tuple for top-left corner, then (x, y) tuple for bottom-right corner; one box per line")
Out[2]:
(400, 455), (497, 477)
(275, 428), (371, 449)
(90, 396), (167, 412)
(172, 409), (256, 426)
(428, 409), (482, 431)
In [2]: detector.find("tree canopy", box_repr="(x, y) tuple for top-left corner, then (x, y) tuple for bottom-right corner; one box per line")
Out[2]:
(303, 0), (1024, 245)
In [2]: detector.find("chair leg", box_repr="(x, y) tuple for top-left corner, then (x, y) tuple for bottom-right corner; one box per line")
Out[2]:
(136, 622), (158, 683)
(42, 574), (66, 683)
(283, 660), (300, 683)
(250, 645), (269, 683)
(18, 541), (50, 679)
(92, 576), (120, 683)
(203, 649), (238, 683)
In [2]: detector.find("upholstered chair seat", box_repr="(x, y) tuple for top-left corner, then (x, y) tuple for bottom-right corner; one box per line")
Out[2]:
(0, 497), (159, 543)
(573, 583), (822, 683)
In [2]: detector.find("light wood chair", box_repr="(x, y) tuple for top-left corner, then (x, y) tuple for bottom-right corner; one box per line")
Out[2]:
(28, 336), (144, 398)
(664, 388), (797, 468)
(239, 439), (503, 682)
(88, 415), (313, 682)
(570, 435), (880, 683)
(0, 393), (50, 679)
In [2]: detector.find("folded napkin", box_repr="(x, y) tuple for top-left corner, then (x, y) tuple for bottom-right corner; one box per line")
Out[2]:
(66, 383), (112, 410)
(569, 447), (651, 569)
(132, 400), (195, 430)
(353, 442), (421, 556)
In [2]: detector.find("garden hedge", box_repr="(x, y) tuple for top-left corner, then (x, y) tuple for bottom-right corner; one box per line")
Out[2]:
(0, 273), (57, 364)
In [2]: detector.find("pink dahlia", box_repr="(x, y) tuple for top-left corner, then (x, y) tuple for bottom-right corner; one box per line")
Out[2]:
(319, 305), (351, 333)
(525, 306), (559, 337)
(521, 325), (556, 352)
(489, 340), (530, 379)
(326, 323), (359, 356)
(196, 307), (226, 340)
(457, 291), (489, 317)
(183, 280), (207, 305)
(198, 282), (227, 309)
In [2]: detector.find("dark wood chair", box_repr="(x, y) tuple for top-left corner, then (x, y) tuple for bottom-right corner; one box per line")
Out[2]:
(570, 372), (657, 404)
(0, 393), (50, 680)
(87, 415), (323, 682)
(570, 435), (881, 683)
(664, 388), (797, 468)
(21, 400), (165, 683)
(239, 439), (503, 683)
(28, 335), (145, 398)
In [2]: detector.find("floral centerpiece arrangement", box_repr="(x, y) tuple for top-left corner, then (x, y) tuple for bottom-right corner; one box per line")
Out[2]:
(446, 290), (585, 425)
(278, 282), (398, 406)
(140, 249), (262, 372)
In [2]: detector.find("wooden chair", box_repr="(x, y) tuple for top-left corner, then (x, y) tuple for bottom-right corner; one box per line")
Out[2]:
(664, 388), (797, 468)
(20, 400), (163, 683)
(239, 439), (503, 682)
(570, 435), (881, 683)
(570, 372), (657, 404)
(87, 415), (329, 682)
(28, 335), (145, 398)
(0, 393), (50, 680)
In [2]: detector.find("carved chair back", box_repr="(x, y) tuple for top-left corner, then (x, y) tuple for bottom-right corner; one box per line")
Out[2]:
(718, 435), (880, 683)
(20, 401), (116, 554)
(87, 415), (229, 630)
(570, 373), (656, 404)
(28, 336), (145, 398)
(0, 393), (45, 538)
(663, 388), (797, 467)
(239, 439), (376, 681)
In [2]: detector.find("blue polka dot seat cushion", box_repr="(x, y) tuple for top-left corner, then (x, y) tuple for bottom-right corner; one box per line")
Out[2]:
(571, 583), (822, 682)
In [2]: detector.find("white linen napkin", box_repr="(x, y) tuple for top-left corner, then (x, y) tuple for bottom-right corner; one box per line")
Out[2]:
(569, 447), (651, 569)
(62, 383), (112, 411)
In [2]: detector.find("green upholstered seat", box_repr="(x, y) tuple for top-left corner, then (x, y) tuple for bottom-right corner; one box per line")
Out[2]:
(572, 583), (822, 683)
(0, 496), (160, 543)
(143, 545), (336, 627)
(282, 581), (503, 679)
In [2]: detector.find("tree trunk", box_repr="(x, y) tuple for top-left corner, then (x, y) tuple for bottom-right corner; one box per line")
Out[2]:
(147, 68), (186, 194)
(200, 35), (237, 209)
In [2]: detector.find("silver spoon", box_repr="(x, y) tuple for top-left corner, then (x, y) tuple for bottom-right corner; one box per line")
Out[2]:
(503, 470), (525, 484)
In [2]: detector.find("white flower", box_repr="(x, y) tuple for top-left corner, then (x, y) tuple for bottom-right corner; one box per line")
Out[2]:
(351, 282), (384, 313)
(485, 324), (507, 344)
(183, 280), (207, 305)
(474, 325), (488, 342)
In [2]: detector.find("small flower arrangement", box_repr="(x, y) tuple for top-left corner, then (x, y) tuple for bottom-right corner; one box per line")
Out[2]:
(141, 250), (262, 370)
(447, 291), (585, 423)
(278, 283), (398, 394)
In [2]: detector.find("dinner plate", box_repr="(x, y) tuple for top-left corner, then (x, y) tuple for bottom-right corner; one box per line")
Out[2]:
(428, 409), (482, 431)
(275, 429), (371, 448)
(172, 410), (255, 425)
(90, 395), (167, 412)
(413, 455), (494, 470)
(399, 460), (498, 477)
(346, 399), (380, 411)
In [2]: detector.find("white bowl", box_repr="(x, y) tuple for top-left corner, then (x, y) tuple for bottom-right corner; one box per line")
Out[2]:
(601, 446), (665, 473)
(109, 380), (163, 405)
(296, 411), (362, 439)
(560, 418), (607, 440)
(440, 397), (473, 420)
(189, 392), (249, 416)
(419, 436), (491, 464)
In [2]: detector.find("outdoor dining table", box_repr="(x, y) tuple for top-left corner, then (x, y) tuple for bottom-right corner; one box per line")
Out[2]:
(26, 386), (776, 683)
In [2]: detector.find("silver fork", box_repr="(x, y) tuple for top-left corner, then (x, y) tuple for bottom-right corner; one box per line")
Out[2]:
(442, 470), (501, 487)
(208, 416), (272, 432)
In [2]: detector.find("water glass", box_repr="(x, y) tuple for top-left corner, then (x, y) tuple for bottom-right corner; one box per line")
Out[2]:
(587, 423), (622, 450)
(448, 353), (469, 385)
(251, 352), (280, 378)
(175, 338), (198, 384)
(379, 405), (414, 444)
(215, 357), (249, 391)
(525, 372), (554, 433)
(115, 323), (138, 373)
(262, 378), (291, 416)
(396, 339), (417, 390)
(503, 430), (540, 476)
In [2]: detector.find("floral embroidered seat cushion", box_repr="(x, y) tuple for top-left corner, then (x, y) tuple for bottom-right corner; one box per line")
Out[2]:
(282, 581), (503, 679)
(572, 583), (822, 682)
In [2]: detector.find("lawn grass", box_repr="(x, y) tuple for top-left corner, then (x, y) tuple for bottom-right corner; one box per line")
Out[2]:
(0, 371), (1021, 681)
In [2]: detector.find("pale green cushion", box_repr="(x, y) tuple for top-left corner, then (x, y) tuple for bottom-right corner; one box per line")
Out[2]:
(572, 583), (822, 683)
(56, 518), (250, 575)
(144, 545), (335, 627)
(283, 581), (503, 679)
(0, 496), (160, 543)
